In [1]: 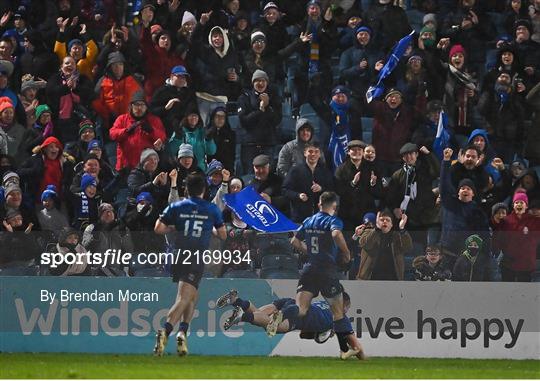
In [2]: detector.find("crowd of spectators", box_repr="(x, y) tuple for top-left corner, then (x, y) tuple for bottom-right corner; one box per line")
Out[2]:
(0, 0), (539, 282)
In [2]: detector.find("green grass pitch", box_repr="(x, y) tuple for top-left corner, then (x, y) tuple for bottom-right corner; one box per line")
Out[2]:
(1, 354), (539, 379)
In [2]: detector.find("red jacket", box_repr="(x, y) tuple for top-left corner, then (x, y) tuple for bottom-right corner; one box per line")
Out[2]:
(109, 113), (166, 171)
(371, 101), (414, 163)
(494, 213), (540, 272)
(92, 75), (142, 122)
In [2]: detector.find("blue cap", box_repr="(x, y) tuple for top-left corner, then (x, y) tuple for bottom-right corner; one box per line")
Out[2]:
(306, 0), (321, 8)
(355, 26), (372, 35)
(171, 65), (189, 76)
(363, 212), (376, 224)
(331, 85), (350, 97)
(87, 139), (102, 152)
(136, 191), (154, 204)
(41, 184), (58, 202)
(80, 173), (97, 190)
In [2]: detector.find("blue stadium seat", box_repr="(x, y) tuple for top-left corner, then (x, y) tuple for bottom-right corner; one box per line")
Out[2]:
(280, 115), (297, 143)
(361, 117), (373, 144)
(260, 269), (299, 279)
(261, 254), (298, 271)
(403, 256), (416, 281)
(222, 269), (259, 278)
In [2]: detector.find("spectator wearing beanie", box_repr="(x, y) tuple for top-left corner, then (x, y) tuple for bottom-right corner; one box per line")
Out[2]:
(0, 97), (25, 163)
(54, 20), (99, 80)
(19, 136), (74, 205)
(493, 191), (540, 282)
(18, 74), (47, 129)
(96, 27), (143, 80)
(150, 65), (197, 135)
(168, 143), (204, 204)
(93, 51), (143, 132)
(38, 184), (69, 241)
(167, 104), (216, 172)
(49, 227), (89, 276)
(206, 159), (225, 201)
(19, 29), (58, 80)
(452, 234), (486, 281)
(238, 69), (282, 174)
(72, 173), (100, 230)
(19, 104), (54, 162)
(449, 145), (490, 199)
(0, 208), (41, 273)
(109, 91), (166, 171)
(255, 2), (290, 58)
(70, 153), (116, 203)
(64, 119), (98, 163)
(509, 19), (540, 85)
(439, 148), (489, 269)
(229, 10), (252, 54)
(127, 148), (169, 211)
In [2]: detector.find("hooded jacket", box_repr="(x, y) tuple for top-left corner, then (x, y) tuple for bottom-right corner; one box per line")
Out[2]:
(452, 234), (486, 281)
(277, 118), (324, 178)
(207, 107), (236, 172)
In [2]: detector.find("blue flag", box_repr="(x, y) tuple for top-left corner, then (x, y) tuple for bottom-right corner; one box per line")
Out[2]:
(433, 111), (450, 160)
(223, 186), (299, 233)
(366, 31), (415, 103)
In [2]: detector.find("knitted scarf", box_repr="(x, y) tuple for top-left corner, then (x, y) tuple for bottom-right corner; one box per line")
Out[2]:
(307, 19), (321, 77)
(328, 100), (350, 170)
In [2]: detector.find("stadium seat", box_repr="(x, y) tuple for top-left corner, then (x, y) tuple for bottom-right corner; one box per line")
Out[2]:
(260, 269), (299, 279)
(361, 117), (373, 144)
(254, 232), (295, 257)
(280, 115), (297, 143)
(261, 254), (298, 272)
(221, 269), (259, 278)
(403, 256), (416, 281)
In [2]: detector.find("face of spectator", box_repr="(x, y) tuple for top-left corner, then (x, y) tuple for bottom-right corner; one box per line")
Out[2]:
(497, 73), (511, 87)
(254, 164), (269, 180)
(307, 4), (320, 19)
(39, 112), (52, 125)
(227, 0), (240, 13)
(450, 52), (464, 69)
(332, 93), (348, 105)
(170, 73), (187, 88)
(14, 17), (25, 30)
(402, 151), (418, 166)
(472, 135), (486, 152)
(510, 162), (526, 178)
(501, 51), (514, 65)
(265, 8), (279, 24)
(0, 41), (12, 59)
(458, 185), (474, 202)
(493, 208), (507, 222)
(213, 111), (226, 128)
(23, 38), (34, 53)
(141, 7), (154, 23)
(229, 178), (242, 193)
(348, 16), (361, 29)
(80, 128), (95, 143)
(298, 126), (312, 142)
(364, 145), (376, 161)
(377, 215), (393, 233)
(65, 233), (79, 246)
(6, 190), (21, 208)
(513, 200), (527, 215)
(179, 156), (193, 168)
(425, 247), (441, 265)
(0, 74), (8, 89)
(83, 158), (100, 177)
(89, 148), (102, 159)
(252, 39), (266, 54)
(23, 87), (37, 101)
(304, 146), (321, 166)
(521, 175), (535, 190)
(348, 146), (364, 161)
(356, 31), (370, 45)
(61, 56), (76, 75)
(44, 143), (60, 160)
(143, 154), (158, 173)
(428, 110), (440, 123)
(511, 0), (521, 12)
(7, 213), (23, 228)
(111, 62), (124, 79)
(158, 34), (171, 50)
(182, 20), (196, 35)
(462, 0), (475, 7)
(70, 43), (83, 61)
(210, 171), (223, 185)
(0, 107), (14, 124)
(211, 32), (224, 49)
(409, 58), (422, 72)
(100, 209), (115, 224)
(236, 18), (248, 31)
(187, 113), (199, 127)
(42, 198), (54, 210)
(253, 78), (268, 93)
(463, 148), (478, 169)
(85, 184), (97, 198)
(516, 25), (530, 41)
(386, 93), (402, 109)
(131, 101), (147, 118)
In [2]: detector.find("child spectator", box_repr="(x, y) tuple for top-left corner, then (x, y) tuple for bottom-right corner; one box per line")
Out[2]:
(413, 244), (452, 281)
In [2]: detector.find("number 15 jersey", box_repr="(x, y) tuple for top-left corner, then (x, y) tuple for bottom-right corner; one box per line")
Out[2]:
(160, 197), (224, 251)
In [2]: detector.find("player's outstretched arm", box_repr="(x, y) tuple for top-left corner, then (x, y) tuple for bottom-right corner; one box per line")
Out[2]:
(332, 230), (350, 264)
(345, 333), (366, 360)
(214, 225), (227, 240)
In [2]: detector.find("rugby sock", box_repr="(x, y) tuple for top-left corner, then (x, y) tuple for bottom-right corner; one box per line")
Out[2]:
(233, 298), (251, 312)
(179, 322), (189, 334)
(336, 332), (349, 352)
(164, 322), (174, 336)
(241, 311), (254, 323)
